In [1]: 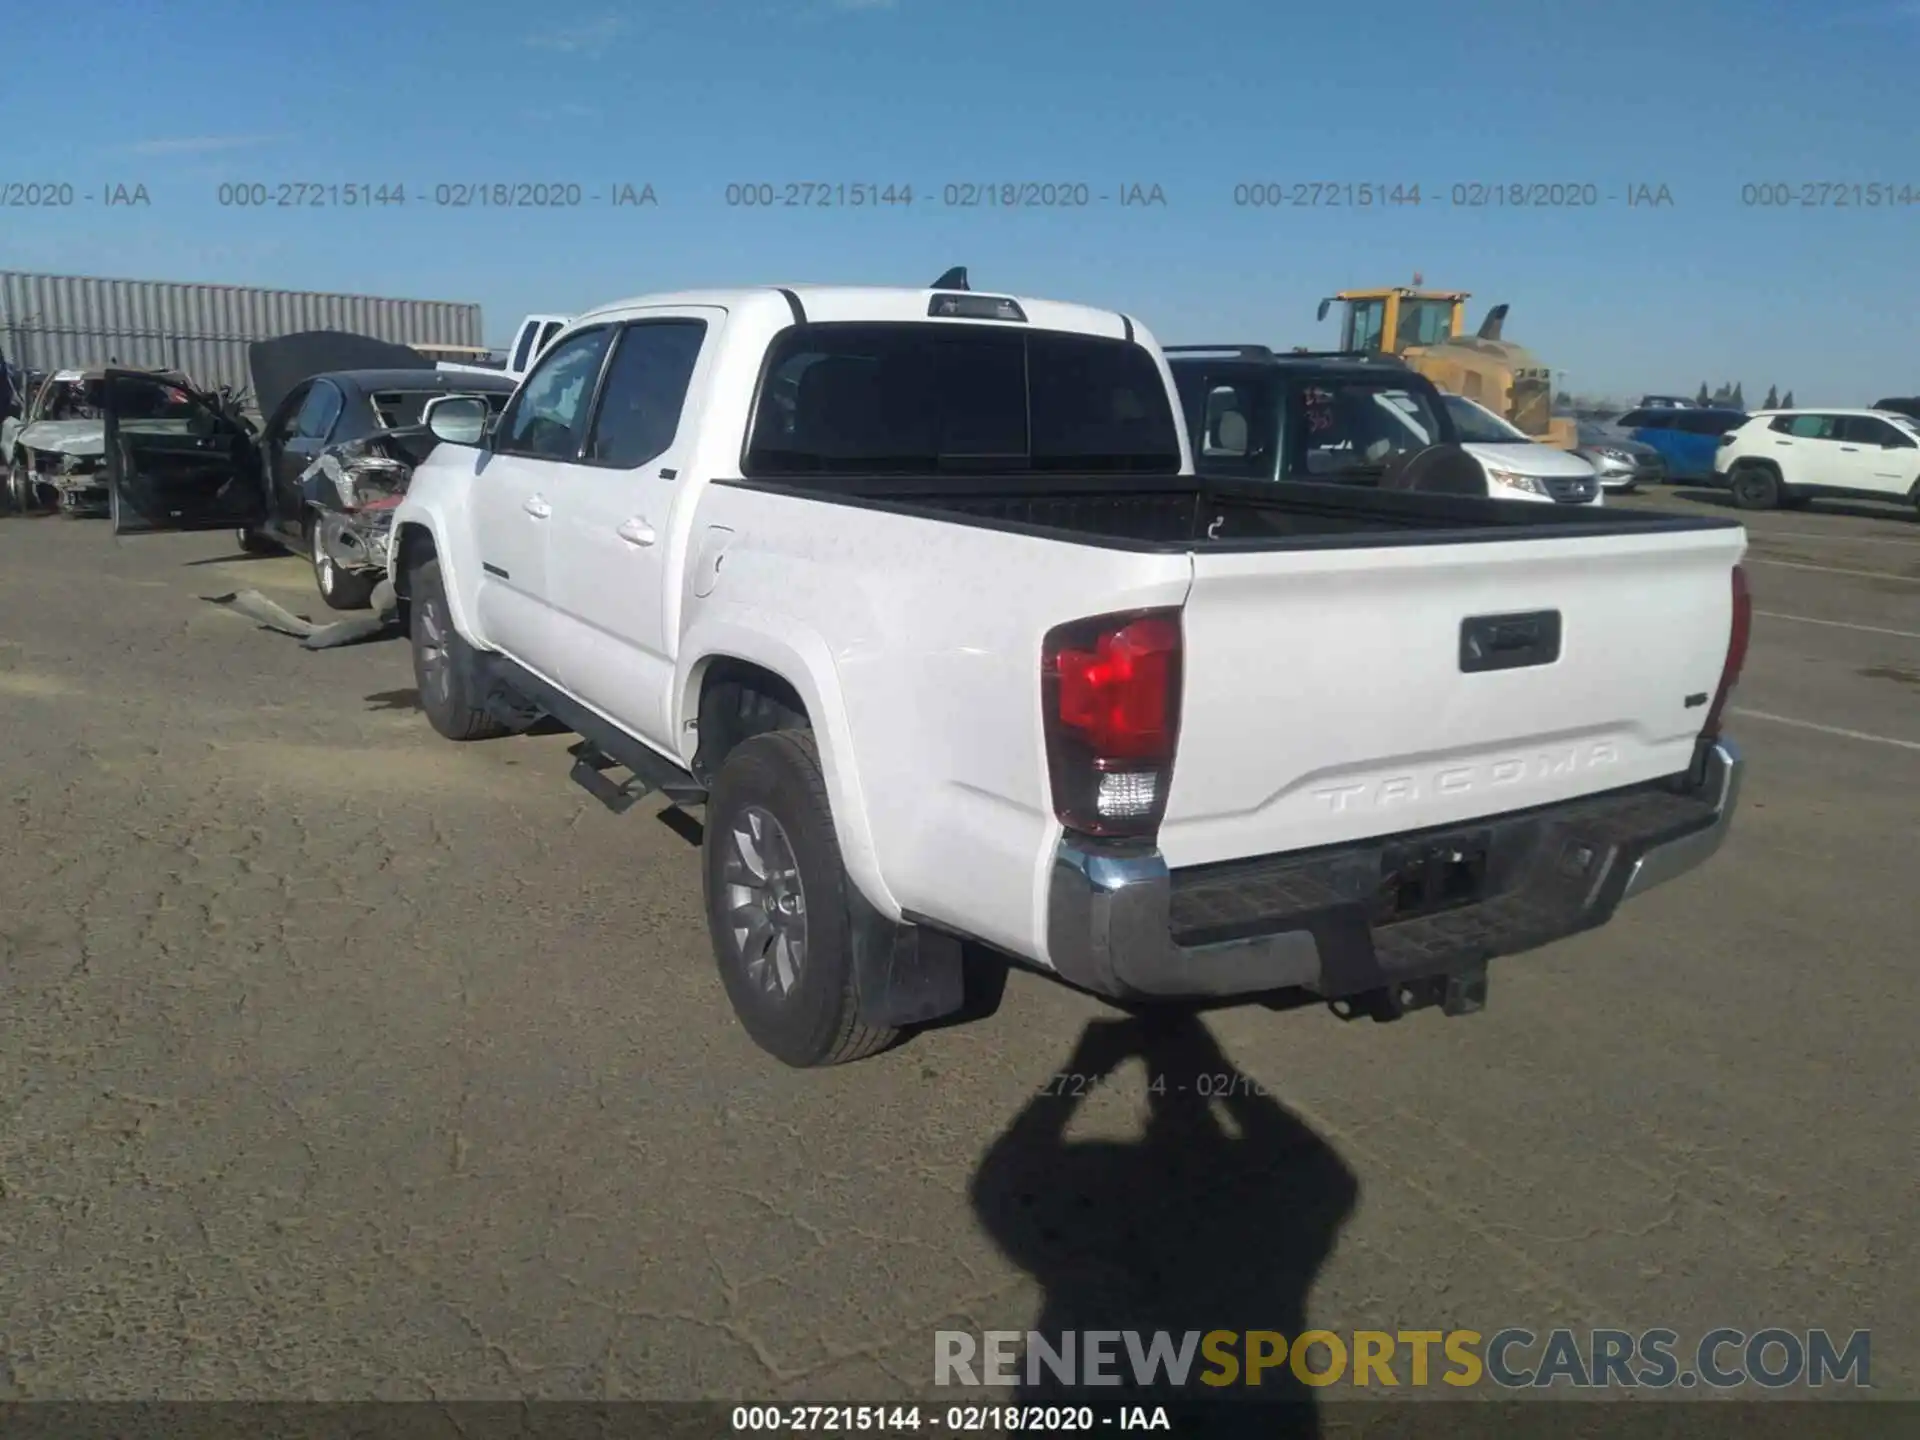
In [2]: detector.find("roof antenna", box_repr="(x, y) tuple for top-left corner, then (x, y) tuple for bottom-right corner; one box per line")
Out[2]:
(931, 266), (968, 291)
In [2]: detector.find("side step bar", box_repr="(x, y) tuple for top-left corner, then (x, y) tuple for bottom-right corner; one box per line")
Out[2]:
(477, 654), (708, 810)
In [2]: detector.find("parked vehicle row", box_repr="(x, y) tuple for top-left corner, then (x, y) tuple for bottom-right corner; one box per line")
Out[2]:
(1609, 405), (1752, 482)
(85, 333), (515, 610)
(32, 275), (1758, 1071)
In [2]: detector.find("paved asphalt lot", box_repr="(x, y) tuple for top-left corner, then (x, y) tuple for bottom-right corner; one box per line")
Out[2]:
(1, 485), (1915, 1409)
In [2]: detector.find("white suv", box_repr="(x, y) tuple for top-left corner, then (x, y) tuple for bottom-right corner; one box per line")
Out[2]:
(1715, 408), (1920, 514)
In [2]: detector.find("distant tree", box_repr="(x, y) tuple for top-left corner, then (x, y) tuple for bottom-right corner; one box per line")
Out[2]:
(1782, 390), (1795, 408)
(1731, 383), (1746, 409)
(1695, 382), (1711, 405)
(1763, 384), (1779, 409)
(1555, 389), (1572, 406)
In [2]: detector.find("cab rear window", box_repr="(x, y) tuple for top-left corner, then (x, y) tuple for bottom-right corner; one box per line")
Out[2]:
(744, 322), (1182, 476)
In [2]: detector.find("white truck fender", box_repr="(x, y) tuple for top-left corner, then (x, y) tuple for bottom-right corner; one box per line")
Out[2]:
(389, 505), (483, 646)
(677, 608), (898, 921)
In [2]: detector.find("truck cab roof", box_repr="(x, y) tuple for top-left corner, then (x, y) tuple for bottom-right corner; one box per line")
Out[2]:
(573, 285), (1139, 341)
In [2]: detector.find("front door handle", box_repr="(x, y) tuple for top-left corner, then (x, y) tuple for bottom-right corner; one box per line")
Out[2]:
(617, 517), (657, 546)
(1840, 446), (1859, 452)
(523, 495), (551, 519)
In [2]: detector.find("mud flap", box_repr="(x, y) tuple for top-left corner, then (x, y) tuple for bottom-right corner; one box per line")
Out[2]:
(846, 885), (965, 1028)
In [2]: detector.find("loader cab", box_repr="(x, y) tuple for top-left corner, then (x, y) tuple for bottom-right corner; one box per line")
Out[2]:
(1318, 288), (1469, 356)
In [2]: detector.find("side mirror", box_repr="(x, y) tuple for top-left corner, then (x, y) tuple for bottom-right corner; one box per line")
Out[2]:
(1316, 298), (1333, 322)
(424, 393), (493, 446)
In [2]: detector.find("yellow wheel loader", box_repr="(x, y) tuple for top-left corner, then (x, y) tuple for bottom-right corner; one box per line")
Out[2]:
(1315, 285), (1578, 448)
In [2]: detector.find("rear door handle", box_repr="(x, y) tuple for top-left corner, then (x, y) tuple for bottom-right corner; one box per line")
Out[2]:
(1840, 446), (1859, 452)
(523, 495), (551, 519)
(617, 517), (656, 546)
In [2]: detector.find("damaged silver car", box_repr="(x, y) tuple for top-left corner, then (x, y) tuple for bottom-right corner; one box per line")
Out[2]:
(5, 367), (223, 516)
(105, 331), (517, 610)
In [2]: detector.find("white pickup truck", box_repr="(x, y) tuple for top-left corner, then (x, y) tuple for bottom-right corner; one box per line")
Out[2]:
(376, 278), (1750, 1068)
(429, 313), (573, 383)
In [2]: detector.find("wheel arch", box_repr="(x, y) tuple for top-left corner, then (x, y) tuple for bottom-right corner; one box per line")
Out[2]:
(392, 516), (480, 641)
(678, 617), (896, 920)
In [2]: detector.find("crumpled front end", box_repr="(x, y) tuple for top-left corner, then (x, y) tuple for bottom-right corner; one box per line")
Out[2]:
(16, 447), (110, 515)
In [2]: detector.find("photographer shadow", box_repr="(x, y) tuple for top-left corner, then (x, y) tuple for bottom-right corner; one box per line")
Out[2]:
(969, 1013), (1358, 1438)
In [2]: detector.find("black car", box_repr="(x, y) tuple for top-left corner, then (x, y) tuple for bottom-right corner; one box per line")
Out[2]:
(1164, 345), (1466, 487)
(105, 331), (517, 609)
(1871, 397), (1920, 422)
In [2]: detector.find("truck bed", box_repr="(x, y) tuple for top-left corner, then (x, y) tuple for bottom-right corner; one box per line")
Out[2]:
(719, 472), (1741, 550)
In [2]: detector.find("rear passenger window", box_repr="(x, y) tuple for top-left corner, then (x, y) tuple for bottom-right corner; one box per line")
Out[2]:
(1783, 414), (1837, 439)
(585, 321), (707, 468)
(510, 325), (539, 374)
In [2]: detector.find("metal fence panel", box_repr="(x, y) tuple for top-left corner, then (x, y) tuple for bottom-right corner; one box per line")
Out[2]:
(0, 271), (483, 400)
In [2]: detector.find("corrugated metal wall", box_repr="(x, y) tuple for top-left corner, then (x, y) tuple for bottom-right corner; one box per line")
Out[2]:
(0, 271), (483, 400)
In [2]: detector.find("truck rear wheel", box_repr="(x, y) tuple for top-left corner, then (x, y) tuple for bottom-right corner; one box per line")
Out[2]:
(704, 730), (898, 1067)
(408, 557), (508, 741)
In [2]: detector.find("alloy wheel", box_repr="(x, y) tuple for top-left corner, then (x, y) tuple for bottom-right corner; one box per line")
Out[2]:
(720, 804), (807, 999)
(311, 524), (336, 596)
(415, 595), (452, 709)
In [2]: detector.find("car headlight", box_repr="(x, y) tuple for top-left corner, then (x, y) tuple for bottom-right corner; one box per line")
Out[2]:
(1484, 466), (1548, 496)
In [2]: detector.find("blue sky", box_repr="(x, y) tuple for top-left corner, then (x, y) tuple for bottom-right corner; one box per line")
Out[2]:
(2, 0), (1915, 401)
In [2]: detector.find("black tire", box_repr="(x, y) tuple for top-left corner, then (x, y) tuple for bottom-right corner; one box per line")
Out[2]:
(236, 525), (280, 556)
(5, 455), (37, 514)
(408, 556), (507, 741)
(310, 516), (378, 610)
(704, 730), (898, 1067)
(1730, 464), (1781, 510)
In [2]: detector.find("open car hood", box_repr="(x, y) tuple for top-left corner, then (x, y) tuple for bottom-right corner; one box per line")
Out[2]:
(247, 331), (432, 421)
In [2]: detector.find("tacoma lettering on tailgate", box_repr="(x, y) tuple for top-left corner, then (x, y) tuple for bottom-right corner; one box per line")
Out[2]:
(1310, 742), (1621, 813)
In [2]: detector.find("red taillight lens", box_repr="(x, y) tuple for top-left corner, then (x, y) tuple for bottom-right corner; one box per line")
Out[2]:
(1701, 564), (1750, 740)
(1042, 610), (1182, 838)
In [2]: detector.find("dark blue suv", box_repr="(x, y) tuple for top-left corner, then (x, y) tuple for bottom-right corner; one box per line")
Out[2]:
(1611, 406), (1749, 482)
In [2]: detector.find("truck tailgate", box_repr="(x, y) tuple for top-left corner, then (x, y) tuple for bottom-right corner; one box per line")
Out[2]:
(1160, 525), (1747, 868)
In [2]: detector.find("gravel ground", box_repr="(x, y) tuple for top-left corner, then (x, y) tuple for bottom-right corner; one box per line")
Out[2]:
(1, 488), (1914, 1414)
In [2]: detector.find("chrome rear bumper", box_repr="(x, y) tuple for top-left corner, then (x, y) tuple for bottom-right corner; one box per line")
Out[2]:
(1046, 739), (1743, 1002)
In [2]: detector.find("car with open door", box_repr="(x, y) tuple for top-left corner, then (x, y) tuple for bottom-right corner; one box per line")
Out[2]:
(8, 366), (217, 517)
(107, 331), (517, 609)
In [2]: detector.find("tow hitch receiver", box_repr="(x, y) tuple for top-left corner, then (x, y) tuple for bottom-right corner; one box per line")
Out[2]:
(1331, 963), (1490, 1023)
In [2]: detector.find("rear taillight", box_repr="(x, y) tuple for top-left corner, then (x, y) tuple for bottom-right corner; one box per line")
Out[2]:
(1041, 609), (1182, 838)
(1701, 564), (1751, 740)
